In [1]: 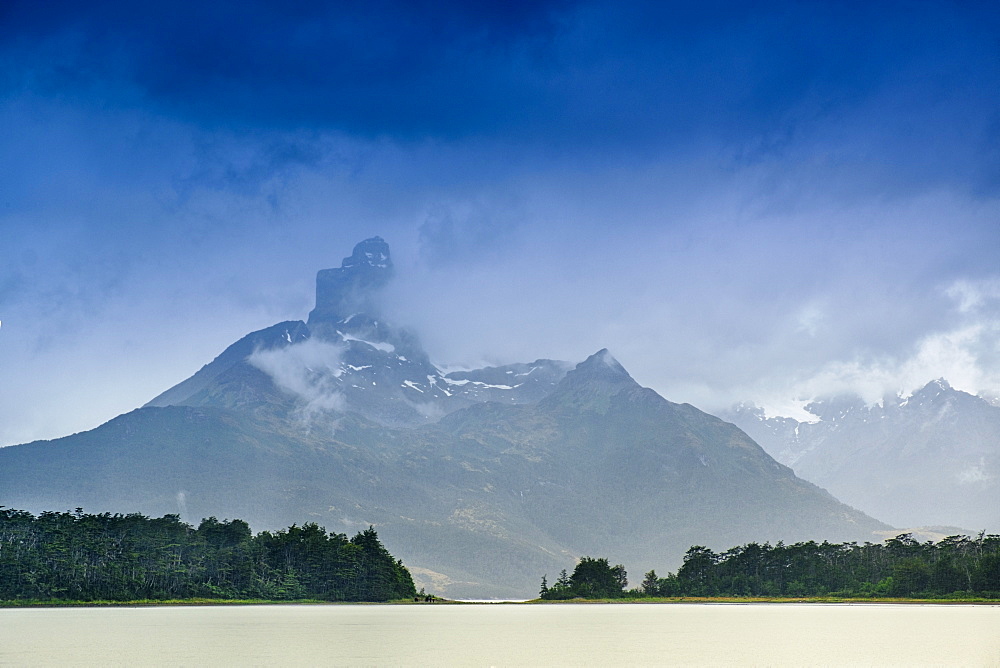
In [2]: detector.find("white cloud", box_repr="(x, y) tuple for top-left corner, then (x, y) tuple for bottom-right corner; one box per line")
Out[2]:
(750, 276), (1000, 416)
(248, 339), (347, 416)
(794, 302), (826, 337)
(945, 277), (1000, 314)
(896, 323), (998, 395)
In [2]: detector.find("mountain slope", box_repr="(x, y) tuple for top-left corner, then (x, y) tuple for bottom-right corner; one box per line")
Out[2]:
(414, 351), (885, 581)
(0, 350), (888, 598)
(724, 380), (1000, 531)
(0, 237), (891, 598)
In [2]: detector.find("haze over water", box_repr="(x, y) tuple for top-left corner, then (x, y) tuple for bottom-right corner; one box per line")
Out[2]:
(3, 604), (999, 666)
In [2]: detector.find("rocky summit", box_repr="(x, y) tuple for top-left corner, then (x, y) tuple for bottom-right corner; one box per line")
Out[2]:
(309, 236), (394, 327)
(147, 237), (570, 427)
(0, 237), (891, 598)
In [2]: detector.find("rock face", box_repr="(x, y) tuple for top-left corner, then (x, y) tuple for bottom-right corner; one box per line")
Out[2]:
(308, 236), (394, 326)
(0, 237), (892, 598)
(723, 379), (1000, 532)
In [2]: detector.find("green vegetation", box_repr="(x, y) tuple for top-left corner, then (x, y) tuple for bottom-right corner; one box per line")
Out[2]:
(539, 557), (628, 599)
(0, 507), (416, 603)
(541, 533), (1000, 600)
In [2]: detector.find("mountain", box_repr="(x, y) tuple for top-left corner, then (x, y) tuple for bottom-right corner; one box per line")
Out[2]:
(0, 237), (890, 598)
(410, 350), (887, 585)
(146, 237), (571, 427)
(723, 380), (1000, 532)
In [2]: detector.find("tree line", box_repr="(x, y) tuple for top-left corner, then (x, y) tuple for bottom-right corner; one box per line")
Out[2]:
(0, 507), (416, 602)
(541, 533), (1000, 599)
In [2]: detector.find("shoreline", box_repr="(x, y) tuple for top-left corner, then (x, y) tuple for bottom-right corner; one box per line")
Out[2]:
(3, 596), (998, 608)
(526, 596), (1000, 605)
(0, 598), (436, 608)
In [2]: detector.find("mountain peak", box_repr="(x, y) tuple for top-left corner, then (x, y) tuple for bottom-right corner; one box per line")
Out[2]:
(343, 236), (392, 271)
(541, 349), (638, 413)
(575, 348), (631, 379)
(308, 237), (394, 326)
(906, 378), (957, 403)
(929, 377), (953, 391)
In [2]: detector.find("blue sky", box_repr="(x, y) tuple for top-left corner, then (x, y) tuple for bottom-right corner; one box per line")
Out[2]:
(2, 0), (999, 445)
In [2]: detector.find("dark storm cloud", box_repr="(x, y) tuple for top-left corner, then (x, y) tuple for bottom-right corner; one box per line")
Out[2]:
(0, 0), (572, 136)
(3, 0), (998, 174)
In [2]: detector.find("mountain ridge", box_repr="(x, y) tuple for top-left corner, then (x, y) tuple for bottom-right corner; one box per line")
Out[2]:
(724, 380), (1000, 531)
(1, 237), (893, 598)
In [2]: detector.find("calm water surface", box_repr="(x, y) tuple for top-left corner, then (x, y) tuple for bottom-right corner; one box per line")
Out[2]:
(2, 603), (998, 666)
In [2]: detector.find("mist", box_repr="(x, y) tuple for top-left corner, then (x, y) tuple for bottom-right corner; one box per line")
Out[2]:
(1, 0), (999, 445)
(248, 338), (348, 417)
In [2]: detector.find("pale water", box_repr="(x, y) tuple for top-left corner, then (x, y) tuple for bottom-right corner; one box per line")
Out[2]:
(2, 603), (998, 666)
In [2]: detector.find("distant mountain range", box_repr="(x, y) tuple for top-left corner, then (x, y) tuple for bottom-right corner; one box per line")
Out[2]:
(723, 380), (1000, 532)
(0, 237), (890, 598)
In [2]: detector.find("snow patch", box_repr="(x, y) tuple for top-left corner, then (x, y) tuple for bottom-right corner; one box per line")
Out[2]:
(337, 331), (395, 353)
(441, 377), (516, 390)
(749, 398), (822, 423)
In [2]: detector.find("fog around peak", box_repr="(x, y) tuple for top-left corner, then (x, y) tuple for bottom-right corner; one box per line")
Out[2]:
(1, 0), (999, 444)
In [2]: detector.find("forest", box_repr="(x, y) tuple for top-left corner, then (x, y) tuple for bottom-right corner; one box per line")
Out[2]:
(0, 507), (416, 602)
(541, 533), (1000, 599)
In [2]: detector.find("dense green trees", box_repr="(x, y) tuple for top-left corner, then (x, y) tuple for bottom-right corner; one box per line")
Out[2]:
(542, 533), (1000, 600)
(0, 507), (416, 602)
(540, 557), (627, 599)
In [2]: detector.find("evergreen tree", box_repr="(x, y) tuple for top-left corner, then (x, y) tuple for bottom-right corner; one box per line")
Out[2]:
(0, 507), (415, 602)
(569, 557), (627, 598)
(536, 532), (1000, 600)
(641, 570), (659, 596)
